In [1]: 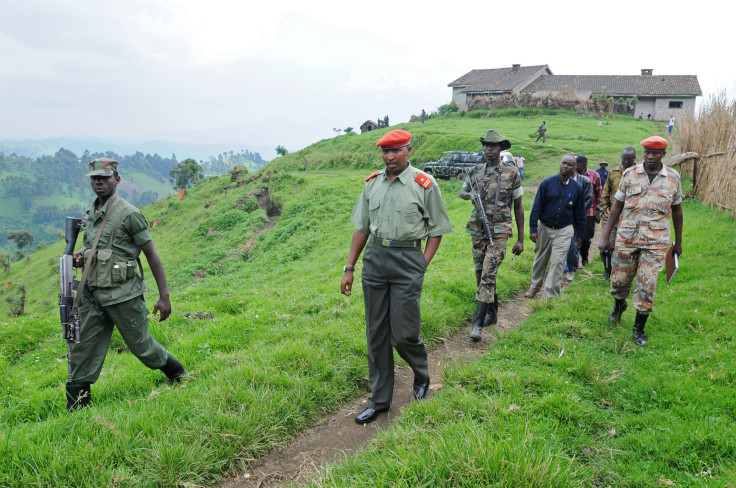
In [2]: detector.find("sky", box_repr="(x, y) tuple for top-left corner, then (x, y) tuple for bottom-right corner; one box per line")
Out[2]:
(1, 0), (733, 159)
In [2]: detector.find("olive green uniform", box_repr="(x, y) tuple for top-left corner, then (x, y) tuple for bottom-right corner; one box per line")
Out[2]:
(462, 160), (523, 303)
(70, 196), (168, 384)
(350, 165), (452, 410)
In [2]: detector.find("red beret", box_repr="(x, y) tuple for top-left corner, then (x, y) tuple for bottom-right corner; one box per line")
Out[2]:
(376, 129), (411, 149)
(640, 136), (669, 149)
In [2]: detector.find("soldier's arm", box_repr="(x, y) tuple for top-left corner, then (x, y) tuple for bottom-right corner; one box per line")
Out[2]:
(599, 200), (624, 252)
(424, 236), (442, 266)
(141, 240), (171, 322)
(341, 229), (369, 296)
(671, 204), (683, 256)
(512, 196), (524, 254)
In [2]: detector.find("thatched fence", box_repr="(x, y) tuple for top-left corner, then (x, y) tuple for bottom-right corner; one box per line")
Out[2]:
(676, 91), (736, 217)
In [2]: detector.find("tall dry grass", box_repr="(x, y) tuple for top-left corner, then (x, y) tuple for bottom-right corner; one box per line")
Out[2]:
(678, 90), (736, 216)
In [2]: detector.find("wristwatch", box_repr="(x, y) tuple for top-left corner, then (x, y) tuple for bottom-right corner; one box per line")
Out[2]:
(343, 265), (355, 272)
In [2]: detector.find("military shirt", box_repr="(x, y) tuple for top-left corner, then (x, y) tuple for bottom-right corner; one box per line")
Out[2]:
(614, 164), (683, 250)
(351, 164), (453, 240)
(82, 195), (152, 306)
(461, 160), (523, 239)
(600, 165), (625, 219)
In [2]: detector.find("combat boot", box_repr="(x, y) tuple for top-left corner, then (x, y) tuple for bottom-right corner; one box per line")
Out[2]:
(470, 301), (489, 342)
(633, 311), (648, 346)
(160, 354), (188, 384)
(608, 299), (627, 323)
(66, 382), (91, 411)
(484, 293), (498, 327)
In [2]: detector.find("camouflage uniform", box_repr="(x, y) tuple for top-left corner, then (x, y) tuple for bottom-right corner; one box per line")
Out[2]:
(611, 164), (683, 313)
(461, 160), (523, 303)
(600, 164), (626, 249)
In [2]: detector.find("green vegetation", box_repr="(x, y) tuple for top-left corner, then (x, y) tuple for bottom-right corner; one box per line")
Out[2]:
(1, 111), (734, 487)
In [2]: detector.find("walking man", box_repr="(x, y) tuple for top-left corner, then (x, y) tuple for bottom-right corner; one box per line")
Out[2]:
(599, 136), (683, 346)
(67, 158), (187, 410)
(564, 162), (592, 281)
(599, 146), (637, 279)
(596, 161), (609, 187)
(525, 155), (586, 298)
(459, 130), (524, 341)
(341, 129), (453, 424)
(535, 121), (547, 143)
(574, 155), (602, 268)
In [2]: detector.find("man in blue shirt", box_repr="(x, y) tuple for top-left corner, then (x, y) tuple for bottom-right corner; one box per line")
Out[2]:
(596, 161), (609, 187)
(524, 155), (587, 298)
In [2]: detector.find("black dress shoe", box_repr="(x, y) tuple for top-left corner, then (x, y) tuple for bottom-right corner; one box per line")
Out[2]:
(355, 407), (389, 424)
(412, 377), (430, 400)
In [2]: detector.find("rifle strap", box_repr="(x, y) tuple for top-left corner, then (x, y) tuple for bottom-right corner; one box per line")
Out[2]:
(70, 195), (120, 316)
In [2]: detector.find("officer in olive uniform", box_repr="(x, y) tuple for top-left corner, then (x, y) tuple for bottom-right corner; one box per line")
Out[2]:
(341, 129), (453, 424)
(459, 130), (524, 341)
(67, 158), (187, 409)
(599, 137), (683, 346)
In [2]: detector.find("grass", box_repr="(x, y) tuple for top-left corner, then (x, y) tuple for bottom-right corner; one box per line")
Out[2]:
(1, 111), (732, 487)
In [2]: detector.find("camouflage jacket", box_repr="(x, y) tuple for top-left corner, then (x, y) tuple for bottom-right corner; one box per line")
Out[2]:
(600, 165), (625, 219)
(462, 160), (523, 239)
(614, 164), (683, 249)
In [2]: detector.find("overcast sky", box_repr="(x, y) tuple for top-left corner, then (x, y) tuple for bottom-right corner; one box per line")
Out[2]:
(1, 0), (732, 158)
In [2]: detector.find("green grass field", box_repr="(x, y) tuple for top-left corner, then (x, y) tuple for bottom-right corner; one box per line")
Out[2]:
(1, 110), (733, 487)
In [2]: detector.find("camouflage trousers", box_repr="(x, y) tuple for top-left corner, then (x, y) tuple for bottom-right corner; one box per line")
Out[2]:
(472, 236), (508, 303)
(610, 243), (666, 313)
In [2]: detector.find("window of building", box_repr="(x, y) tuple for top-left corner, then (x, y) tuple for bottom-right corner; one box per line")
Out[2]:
(669, 101), (683, 109)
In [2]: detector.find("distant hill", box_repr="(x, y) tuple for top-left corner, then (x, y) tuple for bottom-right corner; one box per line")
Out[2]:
(0, 137), (272, 165)
(0, 145), (267, 254)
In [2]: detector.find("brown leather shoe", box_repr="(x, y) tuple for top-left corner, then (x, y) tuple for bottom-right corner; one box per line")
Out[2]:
(523, 287), (540, 299)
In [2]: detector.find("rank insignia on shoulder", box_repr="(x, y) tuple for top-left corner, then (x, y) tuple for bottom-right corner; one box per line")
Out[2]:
(414, 172), (433, 188)
(366, 171), (380, 182)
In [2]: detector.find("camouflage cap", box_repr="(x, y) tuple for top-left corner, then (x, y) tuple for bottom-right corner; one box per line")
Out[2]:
(479, 129), (511, 150)
(86, 158), (118, 177)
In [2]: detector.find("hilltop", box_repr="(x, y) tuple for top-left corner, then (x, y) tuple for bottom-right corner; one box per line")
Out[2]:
(1, 110), (734, 487)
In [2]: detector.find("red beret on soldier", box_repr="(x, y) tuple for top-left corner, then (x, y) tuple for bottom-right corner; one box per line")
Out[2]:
(376, 129), (411, 149)
(640, 136), (669, 149)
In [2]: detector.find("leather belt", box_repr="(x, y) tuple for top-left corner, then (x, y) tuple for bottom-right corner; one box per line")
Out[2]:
(542, 222), (570, 230)
(371, 235), (422, 248)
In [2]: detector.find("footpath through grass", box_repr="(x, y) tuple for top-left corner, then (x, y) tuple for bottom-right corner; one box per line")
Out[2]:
(310, 198), (736, 487)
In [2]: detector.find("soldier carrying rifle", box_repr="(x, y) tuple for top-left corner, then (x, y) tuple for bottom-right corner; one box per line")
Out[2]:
(61, 158), (187, 410)
(459, 130), (524, 341)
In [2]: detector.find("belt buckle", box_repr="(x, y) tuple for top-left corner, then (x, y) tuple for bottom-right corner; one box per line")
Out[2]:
(382, 239), (391, 247)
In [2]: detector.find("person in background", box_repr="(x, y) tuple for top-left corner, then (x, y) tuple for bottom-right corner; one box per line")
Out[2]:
(599, 147), (637, 279)
(515, 154), (525, 179)
(564, 162), (592, 281)
(596, 161), (609, 187)
(575, 155), (602, 268)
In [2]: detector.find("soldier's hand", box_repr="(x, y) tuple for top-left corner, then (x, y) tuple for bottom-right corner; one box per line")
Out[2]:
(511, 240), (524, 255)
(672, 242), (683, 257)
(598, 239), (610, 253)
(341, 272), (354, 296)
(152, 297), (172, 322)
(73, 252), (83, 267)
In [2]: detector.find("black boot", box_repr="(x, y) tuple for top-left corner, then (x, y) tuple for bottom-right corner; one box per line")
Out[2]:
(633, 311), (648, 346)
(66, 382), (91, 411)
(470, 301), (489, 342)
(160, 354), (188, 384)
(608, 299), (627, 323)
(484, 293), (498, 326)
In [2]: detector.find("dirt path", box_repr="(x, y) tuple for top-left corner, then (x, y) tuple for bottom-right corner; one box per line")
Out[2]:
(220, 225), (604, 488)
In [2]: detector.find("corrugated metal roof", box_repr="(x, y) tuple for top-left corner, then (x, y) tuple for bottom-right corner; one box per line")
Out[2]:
(524, 74), (702, 96)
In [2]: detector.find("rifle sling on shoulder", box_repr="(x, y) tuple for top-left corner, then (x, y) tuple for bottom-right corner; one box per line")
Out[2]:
(70, 195), (120, 316)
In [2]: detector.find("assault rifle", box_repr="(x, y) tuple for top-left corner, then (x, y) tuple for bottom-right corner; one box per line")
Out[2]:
(471, 171), (494, 243)
(59, 217), (83, 376)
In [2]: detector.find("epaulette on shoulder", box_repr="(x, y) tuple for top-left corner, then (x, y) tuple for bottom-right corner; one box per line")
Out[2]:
(414, 171), (433, 189)
(365, 171), (380, 182)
